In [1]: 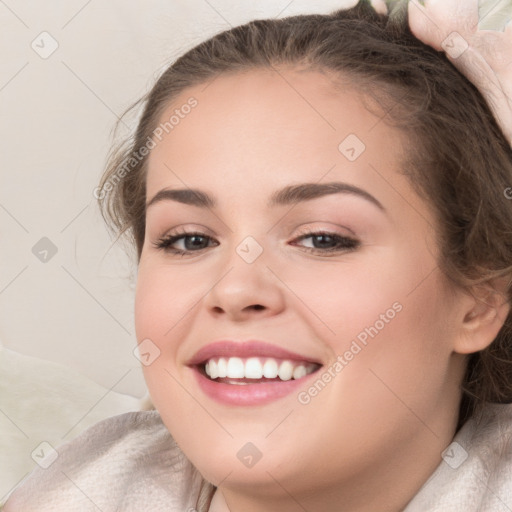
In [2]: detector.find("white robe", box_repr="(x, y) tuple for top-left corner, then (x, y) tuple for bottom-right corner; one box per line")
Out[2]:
(3, 403), (512, 511)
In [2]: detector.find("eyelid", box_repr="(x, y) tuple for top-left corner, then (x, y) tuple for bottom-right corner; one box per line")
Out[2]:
(157, 223), (216, 239)
(293, 222), (356, 238)
(153, 222), (355, 243)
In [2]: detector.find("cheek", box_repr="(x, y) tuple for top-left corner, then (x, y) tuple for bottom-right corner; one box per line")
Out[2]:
(134, 257), (221, 404)
(286, 268), (454, 464)
(284, 247), (453, 399)
(325, 270), (454, 426)
(134, 258), (200, 343)
(270, 247), (423, 352)
(134, 262), (182, 385)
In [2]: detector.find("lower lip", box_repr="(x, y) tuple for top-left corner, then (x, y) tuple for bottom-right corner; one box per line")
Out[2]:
(192, 366), (320, 406)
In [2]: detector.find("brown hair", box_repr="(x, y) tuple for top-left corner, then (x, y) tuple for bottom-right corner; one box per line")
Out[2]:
(98, 0), (512, 499)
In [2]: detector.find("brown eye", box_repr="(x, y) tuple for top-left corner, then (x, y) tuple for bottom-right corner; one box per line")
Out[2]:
(291, 231), (360, 254)
(153, 231), (219, 255)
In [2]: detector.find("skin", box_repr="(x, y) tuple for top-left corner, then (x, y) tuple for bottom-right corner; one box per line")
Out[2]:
(135, 68), (509, 512)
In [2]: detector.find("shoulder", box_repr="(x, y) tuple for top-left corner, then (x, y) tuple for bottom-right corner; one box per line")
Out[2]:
(2, 411), (204, 512)
(405, 402), (512, 511)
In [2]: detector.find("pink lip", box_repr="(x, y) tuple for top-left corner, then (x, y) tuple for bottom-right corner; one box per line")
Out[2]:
(187, 340), (322, 366)
(192, 369), (320, 406)
(186, 340), (323, 406)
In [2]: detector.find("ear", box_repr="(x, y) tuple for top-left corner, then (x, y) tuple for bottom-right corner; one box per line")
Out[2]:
(454, 278), (511, 355)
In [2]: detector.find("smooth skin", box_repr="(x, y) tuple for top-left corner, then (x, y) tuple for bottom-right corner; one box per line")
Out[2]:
(135, 68), (509, 512)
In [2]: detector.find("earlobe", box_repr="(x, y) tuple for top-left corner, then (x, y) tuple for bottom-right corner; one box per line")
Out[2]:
(455, 281), (511, 355)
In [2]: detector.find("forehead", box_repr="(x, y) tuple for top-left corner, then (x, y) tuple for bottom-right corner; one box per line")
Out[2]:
(145, 68), (409, 205)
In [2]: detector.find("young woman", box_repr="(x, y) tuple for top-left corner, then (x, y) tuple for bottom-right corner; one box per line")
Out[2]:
(4, 0), (512, 510)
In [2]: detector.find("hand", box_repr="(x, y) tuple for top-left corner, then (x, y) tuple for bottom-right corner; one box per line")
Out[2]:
(408, 0), (512, 146)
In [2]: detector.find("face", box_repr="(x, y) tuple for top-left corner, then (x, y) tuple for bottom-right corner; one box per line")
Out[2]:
(135, 68), (468, 507)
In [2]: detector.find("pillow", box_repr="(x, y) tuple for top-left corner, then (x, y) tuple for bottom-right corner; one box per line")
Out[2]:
(0, 346), (145, 502)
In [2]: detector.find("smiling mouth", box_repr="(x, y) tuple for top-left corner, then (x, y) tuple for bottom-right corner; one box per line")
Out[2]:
(199, 356), (321, 384)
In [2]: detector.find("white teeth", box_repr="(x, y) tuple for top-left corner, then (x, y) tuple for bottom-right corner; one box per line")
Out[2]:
(226, 357), (245, 378)
(245, 357), (263, 379)
(203, 357), (318, 381)
(278, 361), (294, 381)
(208, 360), (219, 379)
(292, 365), (307, 380)
(217, 357), (227, 378)
(262, 359), (279, 378)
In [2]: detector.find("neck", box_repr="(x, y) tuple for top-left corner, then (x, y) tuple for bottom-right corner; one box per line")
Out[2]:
(208, 405), (461, 512)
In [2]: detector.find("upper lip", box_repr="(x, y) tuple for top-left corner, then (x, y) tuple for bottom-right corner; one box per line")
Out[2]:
(187, 340), (323, 366)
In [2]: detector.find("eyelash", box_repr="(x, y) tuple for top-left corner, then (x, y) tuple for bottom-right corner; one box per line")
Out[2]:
(153, 228), (360, 256)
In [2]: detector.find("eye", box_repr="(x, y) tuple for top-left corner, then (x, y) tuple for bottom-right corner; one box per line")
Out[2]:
(153, 230), (218, 255)
(152, 229), (360, 256)
(290, 230), (360, 255)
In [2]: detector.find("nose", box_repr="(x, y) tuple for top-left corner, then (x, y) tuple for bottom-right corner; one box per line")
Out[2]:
(203, 245), (286, 322)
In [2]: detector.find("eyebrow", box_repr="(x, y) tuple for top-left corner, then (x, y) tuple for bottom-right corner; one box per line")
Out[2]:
(146, 182), (385, 211)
